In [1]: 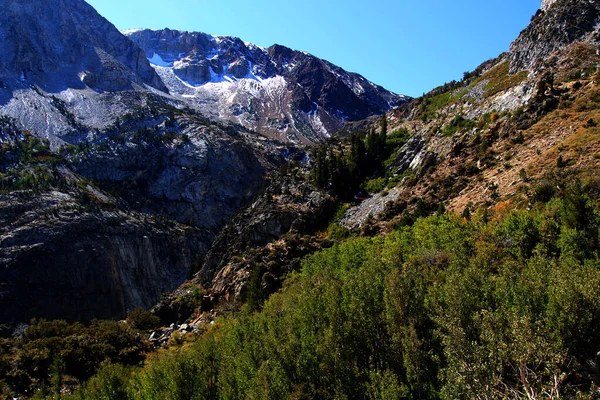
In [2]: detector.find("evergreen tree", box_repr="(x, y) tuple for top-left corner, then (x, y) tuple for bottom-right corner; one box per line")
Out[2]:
(349, 133), (367, 178)
(311, 146), (330, 189)
(380, 114), (388, 137)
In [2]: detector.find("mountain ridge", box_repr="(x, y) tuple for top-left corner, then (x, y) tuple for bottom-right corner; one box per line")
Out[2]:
(124, 28), (410, 144)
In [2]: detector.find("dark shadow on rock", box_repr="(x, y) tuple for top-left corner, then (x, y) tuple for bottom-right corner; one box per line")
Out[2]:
(0, 87), (14, 107)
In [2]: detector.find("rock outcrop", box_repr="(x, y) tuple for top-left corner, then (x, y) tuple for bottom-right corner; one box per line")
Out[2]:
(0, 0), (166, 92)
(70, 114), (268, 230)
(0, 102), (275, 325)
(338, 0), (600, 233)
(0, 0), (408, 327)
(509, 0), (600, 73)
(541, 0), (558, 11)
(198, 174), (333, 287)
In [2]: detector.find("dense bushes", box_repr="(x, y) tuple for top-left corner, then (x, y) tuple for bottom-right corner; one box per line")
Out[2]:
(126, 309), (160, 331)
(68, 189), (599, 399)
(1, 318), (148, 398)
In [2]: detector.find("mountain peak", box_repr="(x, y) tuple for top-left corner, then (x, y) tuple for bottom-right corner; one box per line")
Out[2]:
(509, 0), (600, 73)
(541, 0), (558, 11)
(125, 28), (410, 143)
(0, 0), (166, 92)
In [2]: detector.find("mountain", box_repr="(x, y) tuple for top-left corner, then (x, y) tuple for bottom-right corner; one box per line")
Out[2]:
(125, 29), (410, 144)
(0, 0), (408, 325)
(0, 0), (407, 327)
(0, 1), (409, 147)
(0, 0), (281, 326)
(3, 0), (600, 398)
(0, 0), (166, 93)
(509, 0), (599, 73)
(0, 0), (168, 143)
(338, 0), (600, 227)
(0, 108), (280, 326)
(160, 0), (600, 325)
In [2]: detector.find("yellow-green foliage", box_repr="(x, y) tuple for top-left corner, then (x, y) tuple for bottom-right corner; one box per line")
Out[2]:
(419, 89), (466, 121)
(556, 42), (600, 82)
(1, 319), (147, 398)
(477, 60), (529, 97)
(364, 177), (387, 194)
(67, 182), (600, 400)
(126, 308), (160, 331)
(326, 203), (352, 240)
(575, 87), (600, 112)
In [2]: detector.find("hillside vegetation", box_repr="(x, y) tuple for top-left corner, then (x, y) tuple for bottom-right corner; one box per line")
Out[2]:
(60, 182), (600, 399)
(2, 0), (600, 399)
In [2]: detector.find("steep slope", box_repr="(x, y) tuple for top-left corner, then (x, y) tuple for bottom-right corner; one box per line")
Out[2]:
(0, 0), (290, 325)
(0, 0), (169, 142)
(509, 0), (600, 73)
(338, 0), (600, 230)
(0, 108), (277, 326)
(125, 29), (410, 144)
(2, 0), (600, 398)
(144, 0), (600, 362)
(0, 0), (166, 93)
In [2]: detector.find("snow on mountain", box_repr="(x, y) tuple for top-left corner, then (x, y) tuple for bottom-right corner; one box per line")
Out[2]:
(125, 28), (410, 144)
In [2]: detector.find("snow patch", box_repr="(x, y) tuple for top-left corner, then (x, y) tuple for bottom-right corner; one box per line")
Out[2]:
(243, 41), (266, 52)
(148, 53), (172, 67)
(120, 28), (144, 35)
(309, 110), (330, 137)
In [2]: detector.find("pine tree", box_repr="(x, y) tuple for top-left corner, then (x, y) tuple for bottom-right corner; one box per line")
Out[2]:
(349, 133), (367, 178)
(312, 147), (330, 189)
(380, 114), (388, 137)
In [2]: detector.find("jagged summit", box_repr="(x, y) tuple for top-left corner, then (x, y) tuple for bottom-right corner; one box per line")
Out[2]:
(541, 0), (558, 11)
(509, 0), (600, 73)
(125, 28), (410, 144)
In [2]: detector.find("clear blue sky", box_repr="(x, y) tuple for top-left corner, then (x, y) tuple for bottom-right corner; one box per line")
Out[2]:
(87, 0), (541, 98)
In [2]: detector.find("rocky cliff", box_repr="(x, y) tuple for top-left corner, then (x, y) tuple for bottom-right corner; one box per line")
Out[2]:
(198, 173), (333, 289)
(125, 29), (410, 144)
(0, 94), (277, 325)
(509, 0), (600, 73)
(541, 0), (558, 11)
(0, 0), (406, 326)
(0, 189), (207, 325)
(0, 127), (212, 325)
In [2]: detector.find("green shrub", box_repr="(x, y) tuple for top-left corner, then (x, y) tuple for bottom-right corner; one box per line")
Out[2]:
(364, 177), (387, 194)
(531, 182), (557, 204)
(48, 193), (600, 399)
(442, 115), (476, 137)
(72, 362), (134, 400)
(126, 309), (160, 331)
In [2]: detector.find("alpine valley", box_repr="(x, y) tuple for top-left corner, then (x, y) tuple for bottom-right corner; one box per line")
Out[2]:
(0, 0), (407, 326)
(1, 0), (600, 398)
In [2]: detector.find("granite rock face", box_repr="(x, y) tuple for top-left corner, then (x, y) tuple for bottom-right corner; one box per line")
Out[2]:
(70, 117), (268, 230)
(0, 0), (166, 92)
(0, 97), (274, 325)
(509, 0), (600, 73)
(0, 184), (208, 325)
(198, 174), (333, 286)
(0, 0), (409, 326)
